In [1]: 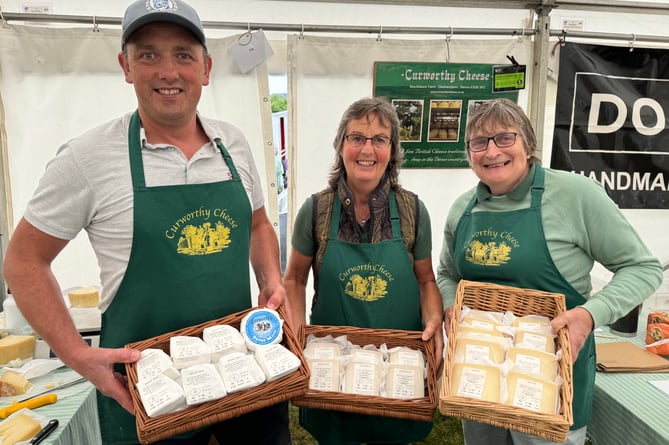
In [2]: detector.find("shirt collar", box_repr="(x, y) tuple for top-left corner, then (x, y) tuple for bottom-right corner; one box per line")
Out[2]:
(475, 163), (537, 201)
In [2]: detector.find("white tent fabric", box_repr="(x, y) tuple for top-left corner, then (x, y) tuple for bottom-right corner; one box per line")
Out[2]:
(0, 25), (277, 298)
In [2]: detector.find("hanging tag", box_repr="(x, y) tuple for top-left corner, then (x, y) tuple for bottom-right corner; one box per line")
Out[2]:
(492, 64), (526, 92)
(230, 29), (274, 74)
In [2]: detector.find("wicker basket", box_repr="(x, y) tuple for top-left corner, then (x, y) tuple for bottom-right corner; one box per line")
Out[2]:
(291, 324), (438, 422)
(439, 280), (573, 443)
(124, 306), (309, 444)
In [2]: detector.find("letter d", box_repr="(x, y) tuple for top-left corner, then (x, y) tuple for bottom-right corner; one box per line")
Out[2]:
(588, 93), (626, 134)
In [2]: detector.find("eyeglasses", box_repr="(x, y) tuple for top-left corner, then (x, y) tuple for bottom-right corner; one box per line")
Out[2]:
(466, 132), (518, 152)
(345, 134), (391, 149)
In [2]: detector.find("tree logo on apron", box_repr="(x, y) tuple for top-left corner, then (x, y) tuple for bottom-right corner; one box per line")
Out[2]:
(165, 207), (238, 255)
(340, 263), (394, 302)
(465, 227), (519, 266)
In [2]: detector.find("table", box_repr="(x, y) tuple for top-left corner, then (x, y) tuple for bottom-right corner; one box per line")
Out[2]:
(0, 367), (101, 445)
(588, 312), (669, 445)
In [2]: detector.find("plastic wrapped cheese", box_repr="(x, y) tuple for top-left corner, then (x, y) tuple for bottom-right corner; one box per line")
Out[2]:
(202, 324), (247, 361)
(240, 308), (283, 351)
(216, 352), (266, 393)
(304, 341), (342, 360)
(136, 349), (180, 382)
(512, 314), (552, 331)
(170, 336), (211, 369)
(343, 362), (382, 396)
(136, 373), (186, 418)
(180, 363), (227, 406)
(451, 362), (502, 402)
(514, 330), (556, 354)
(507, 346), (559, 380)
(454, 336), (506, 364)
(388, 347), (425, 367)
(506, 370), (558, 414)
(349, 348), (384, 366)
(254, 344), (301, 382)
(307, 359), (341, 391)
(385, 364), (425, 399)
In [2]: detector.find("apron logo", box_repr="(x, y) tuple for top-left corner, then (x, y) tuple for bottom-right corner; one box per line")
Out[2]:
(465, 227), (518, 266)
(165, 207), (239, 255)
(339, 264), (394, 302)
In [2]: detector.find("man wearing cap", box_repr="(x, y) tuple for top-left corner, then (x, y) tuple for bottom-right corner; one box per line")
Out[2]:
(3, 0), (292, 444)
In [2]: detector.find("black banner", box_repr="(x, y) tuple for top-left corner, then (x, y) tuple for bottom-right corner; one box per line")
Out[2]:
(551, 42), (669, 209)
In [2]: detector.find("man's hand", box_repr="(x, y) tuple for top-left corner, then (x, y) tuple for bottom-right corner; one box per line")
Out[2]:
(551, 307), (594, 363)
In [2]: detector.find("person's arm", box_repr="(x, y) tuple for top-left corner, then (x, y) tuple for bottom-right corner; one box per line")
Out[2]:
(283, 248), (313, 333)
(249, 207), (285, 311)
(413, 257), (444, 371)
(3, 218), (140, 413)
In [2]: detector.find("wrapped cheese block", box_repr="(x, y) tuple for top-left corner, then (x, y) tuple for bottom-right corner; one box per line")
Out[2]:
(507, 346), (559, 380)
(67, 286), (100, 308)
(460, 315), (503, 332)
(240, 308), (283, 351)
(181, 363), (227, 406)
(254, 344), (301, 382)
(514, 330), (556, 354)
(202, 324), (247, 362)
(0, 370), (32, 396)
(454, 336), (505, 364)
(136, 349), (180, 382)
(458, 325), (506, 339)
(388, 347), (424, 367)
(0, 413), (41, 445)
(136, 373), (187, 418)
(385, 364), (425, 399)
(216, 352), (266, 393)
(512, 314), (552, 331)
(451, 362), (502, 402)
(170, 336), (211, 369)
(349, 348), (384, 365)
(506, 370), (558, 414)
(343, 361), (382, 396)
(0, 336), (35, 365)
(307, 359), (341, 391)
(304, 341), (341, 360)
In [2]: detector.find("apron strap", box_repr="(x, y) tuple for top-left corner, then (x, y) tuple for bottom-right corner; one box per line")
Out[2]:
(128, 110), (146, 189)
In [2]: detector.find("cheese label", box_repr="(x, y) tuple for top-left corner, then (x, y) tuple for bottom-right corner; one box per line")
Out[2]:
(241, 309), (282, 348)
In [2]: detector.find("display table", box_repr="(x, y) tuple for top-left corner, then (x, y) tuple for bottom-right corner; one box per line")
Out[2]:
(589, 313), (669, 445)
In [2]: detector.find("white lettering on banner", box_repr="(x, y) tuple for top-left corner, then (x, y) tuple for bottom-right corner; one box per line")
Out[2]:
(588, 93), (665, 136)
(577, 170), (668, 191)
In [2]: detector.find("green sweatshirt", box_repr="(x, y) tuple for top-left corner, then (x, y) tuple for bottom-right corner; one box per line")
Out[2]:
(436, 163), (663, 329)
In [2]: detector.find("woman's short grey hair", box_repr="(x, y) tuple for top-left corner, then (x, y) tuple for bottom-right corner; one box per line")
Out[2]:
(328, 97), (404, 189)
(465, 98), (540, 164)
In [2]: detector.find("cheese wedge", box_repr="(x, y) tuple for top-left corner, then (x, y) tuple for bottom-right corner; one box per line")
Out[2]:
(0, 370), (32, 397)
(349, 348), (383, 365)
(307, 359), (340, 392)
(389, 347), (424, 367)
(202, 325), (247, 361)
(343, 362), (382, 396)
(385, 364), (425, 399)
(0, 413), (41, 445)
(0, 336), (35, 365)
(254, 344), (301, 382)
(181, 363), (227, 406)
(136, 373), (186, 418)
(303, 341), (341, 360)
(451, 362), (502, 402)
(136, 349), (179, 382)
(507, 347), (559, 380)
(67, 286), (100, 308)
(512, 315), (552, 331)
(454, 336), (505, 364)
(170, 336), (211, 369)
(514, 330), (556, 354)
(506, 370), (558, 414)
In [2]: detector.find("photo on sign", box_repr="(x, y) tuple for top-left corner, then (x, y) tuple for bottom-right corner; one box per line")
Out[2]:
(428, 100), (462, 142)
(392, 99), (424, 142)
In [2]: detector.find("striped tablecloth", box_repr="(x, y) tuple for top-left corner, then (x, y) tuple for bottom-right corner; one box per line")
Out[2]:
(589, 312), (669, 445)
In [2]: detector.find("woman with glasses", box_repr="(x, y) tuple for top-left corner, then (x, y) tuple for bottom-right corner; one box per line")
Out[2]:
(436, 98), (662, 445)
(284, 96), (444, 445)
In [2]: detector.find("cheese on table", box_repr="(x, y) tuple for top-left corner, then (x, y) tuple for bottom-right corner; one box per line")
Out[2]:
(136, 373), (186, 418)
(385, 364), (425, 399)
(514, 330), (556, 354)
(0, 336), (35, 365)
(240, 308), (283, 351)
(0, 412), (41, 445)
(506, 370), (559, 414)
(67, 286), (100, 308)
(307, 359), (340, 392)
(136, 349), (179, 382)
(253, 344), (301, 382)
(0, 370), (32, 397)
(180, 363), (227, 406)
(170, 336), (211, 369)
(451, 362), (502, 402)
(202, 324), (247, 361)
(216, 352), (266, 393)
(507, 346), (559, 380)
(454, 336), (505, 364)
(343, 362), (382, 396)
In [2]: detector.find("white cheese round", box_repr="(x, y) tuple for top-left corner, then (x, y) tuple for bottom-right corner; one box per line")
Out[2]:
(240, 308), (283, 351)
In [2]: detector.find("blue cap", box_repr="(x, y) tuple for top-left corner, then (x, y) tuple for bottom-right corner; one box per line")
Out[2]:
(121, 0), (207, 50)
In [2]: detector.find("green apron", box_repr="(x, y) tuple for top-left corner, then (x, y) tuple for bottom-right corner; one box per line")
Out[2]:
(98, 111), (252, 444)
(453, 164), (594, 431)
(302, 191), (432, 444)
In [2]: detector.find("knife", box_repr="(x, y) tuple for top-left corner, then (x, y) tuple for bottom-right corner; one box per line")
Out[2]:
(19, 377), (87, 403)
(29, 419), (59, 444)
(0, 394), (57, 419)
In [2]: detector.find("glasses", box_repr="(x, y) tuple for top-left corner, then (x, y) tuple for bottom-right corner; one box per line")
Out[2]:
(345, 134), (391, 149)
(466, 132), (518, 152)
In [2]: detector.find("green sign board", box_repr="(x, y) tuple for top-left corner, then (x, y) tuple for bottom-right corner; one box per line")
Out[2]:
(373, 62), (518, 168)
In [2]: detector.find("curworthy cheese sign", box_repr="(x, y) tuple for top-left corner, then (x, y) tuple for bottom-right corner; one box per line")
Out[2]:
(551, 42), (669, 209)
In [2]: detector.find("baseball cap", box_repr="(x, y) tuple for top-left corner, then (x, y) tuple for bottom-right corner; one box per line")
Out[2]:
(121, 0), (207, 50)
